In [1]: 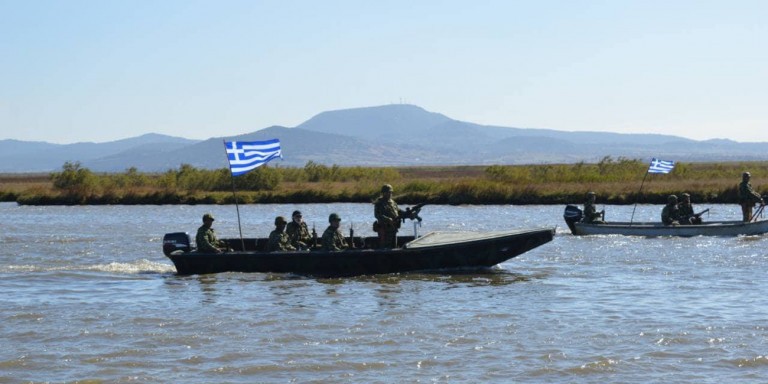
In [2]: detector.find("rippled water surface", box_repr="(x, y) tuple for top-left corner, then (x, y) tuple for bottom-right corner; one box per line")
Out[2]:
(3, 202), (768, 383)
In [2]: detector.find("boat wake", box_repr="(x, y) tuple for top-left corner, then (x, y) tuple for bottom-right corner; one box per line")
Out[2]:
(0, 259), (176, 275)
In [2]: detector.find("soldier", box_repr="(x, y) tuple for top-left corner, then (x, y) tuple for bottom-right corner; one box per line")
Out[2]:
(322, 213), (348, 251)
(196, 213), (228, 253)
(661, 195), (682, 226)
(677, 193), (701, 225)
(583, 191), (605, 224)
(268, 216), (296, 252)
(374, 184), (413, 248)
(286, 210), (311, 249)
(738, 171), (764, 222)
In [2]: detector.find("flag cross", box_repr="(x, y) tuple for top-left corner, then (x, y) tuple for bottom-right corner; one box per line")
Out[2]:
(226, 144), (246, 161)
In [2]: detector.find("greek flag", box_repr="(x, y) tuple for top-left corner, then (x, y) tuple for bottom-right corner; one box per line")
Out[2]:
(648, 158), (675, 174)
(225, 139), (282, 176)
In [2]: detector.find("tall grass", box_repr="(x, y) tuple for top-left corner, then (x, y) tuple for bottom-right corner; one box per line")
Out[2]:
(3, 158), (767, 205)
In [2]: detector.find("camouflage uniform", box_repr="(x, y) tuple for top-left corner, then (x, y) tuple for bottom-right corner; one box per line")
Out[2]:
(375, 196), (402, 248)
(661, 195), (682, 226)
(196, 225), (226, 253)
(268, 229), (296, 251)
(375, 184), (408, 248)
(286, 221), (311, 249)
(739, 173), (763, 222)
(321, 226), (348, 251)
(677, 194), (701, 224)
(583, 193), (604, 224)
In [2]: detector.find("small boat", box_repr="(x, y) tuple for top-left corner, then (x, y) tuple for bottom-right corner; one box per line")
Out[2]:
(162, 228), (555, 276)
(563, 205), (768, 237)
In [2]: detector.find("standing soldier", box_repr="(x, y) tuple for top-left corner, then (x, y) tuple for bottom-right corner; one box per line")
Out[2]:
(738, 172), (764, 222)
(286, 210), (312, 249)
(321, 213), (348, 251)
(268, 216), (296, 252)
(196, 213), (228, 253)
(374, 184), (413, 248)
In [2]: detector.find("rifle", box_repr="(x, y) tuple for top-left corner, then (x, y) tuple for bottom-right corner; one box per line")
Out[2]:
(401, 203), (426, 223)
(348, 223), (356, 249)
(682, 208), (709, 223)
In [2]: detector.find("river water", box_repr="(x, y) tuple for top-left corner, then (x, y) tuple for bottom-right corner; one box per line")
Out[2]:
(2, 202), (768, 383)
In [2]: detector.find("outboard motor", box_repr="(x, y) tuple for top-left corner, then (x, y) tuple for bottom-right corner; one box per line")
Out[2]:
(563, 205), (583, 234)
(163, 232), (192, 256)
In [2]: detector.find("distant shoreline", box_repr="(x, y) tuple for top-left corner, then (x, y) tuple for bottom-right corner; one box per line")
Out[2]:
(2, 160), (767, 206)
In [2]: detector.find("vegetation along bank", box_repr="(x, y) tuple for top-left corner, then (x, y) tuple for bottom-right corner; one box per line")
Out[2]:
(2, 157), (767, 206)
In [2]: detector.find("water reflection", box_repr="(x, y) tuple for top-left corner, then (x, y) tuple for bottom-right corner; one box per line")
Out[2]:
(172, 268), (542, 286)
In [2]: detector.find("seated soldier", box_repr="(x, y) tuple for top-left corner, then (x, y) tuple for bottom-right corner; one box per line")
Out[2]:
(322, 213), (348, 251)
(583, 191), (605, 224)
(677, 193), (702, 225)
(196, 213), (228, 253)
(661, 195), (683, 226)
(286, 210), (312, 249)
(268, 216), (296, 252)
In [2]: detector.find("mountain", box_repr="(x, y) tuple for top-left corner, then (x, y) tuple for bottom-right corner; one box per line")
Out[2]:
(296, 104), (768, 164)
(0, 134), (199, 172)
(2, 105), (767, 173)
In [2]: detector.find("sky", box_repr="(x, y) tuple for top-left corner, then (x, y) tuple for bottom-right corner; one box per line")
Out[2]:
(1, 0), (767, 144)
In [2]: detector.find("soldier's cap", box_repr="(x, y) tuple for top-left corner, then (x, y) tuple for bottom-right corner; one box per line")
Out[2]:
(668, 194), (678, 202)
(275, 216), (287, 225)
(329, 213), (341, 222)
(381, 184), (393, 193)
(681, 192), (690, 197)
(292, 210), (302, 217)
(587, 191), (596, 196)
(202, 213), (215, 221)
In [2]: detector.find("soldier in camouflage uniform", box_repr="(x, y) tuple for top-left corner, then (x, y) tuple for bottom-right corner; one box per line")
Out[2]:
(661, 195), (683, 226)
(321, 213), (348, 251)
(268, 216), (296, 252)
(374, 184), (412, 248)
(286, 210), (312, 249)
(196, 213), (228, 253)
(677, 193), (701, 225)
(738, 172), (764, 222)
(583, 192), (605, 224)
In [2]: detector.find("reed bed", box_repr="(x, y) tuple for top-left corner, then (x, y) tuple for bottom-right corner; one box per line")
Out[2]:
(2, 158), (767, 205)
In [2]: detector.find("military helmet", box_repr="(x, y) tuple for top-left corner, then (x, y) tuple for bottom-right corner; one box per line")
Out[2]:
(681, 192), (690, 197)
(667, 194), (678, 203)
(202, 213), (215, 221)
(743, 171), (751, 178)
(328, 213), (341, 222)
(587, 191), (596, 197)
(275, 216), (287, 225)
(381, 184), (393, 193)
(292, 210), (302, 217)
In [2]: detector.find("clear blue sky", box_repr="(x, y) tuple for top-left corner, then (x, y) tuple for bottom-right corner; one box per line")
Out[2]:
(2, 0), (766, 144)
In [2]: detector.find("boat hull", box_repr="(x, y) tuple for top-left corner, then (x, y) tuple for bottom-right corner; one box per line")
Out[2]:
(569, 220), (768, 237)
(164, 228), (555, 276)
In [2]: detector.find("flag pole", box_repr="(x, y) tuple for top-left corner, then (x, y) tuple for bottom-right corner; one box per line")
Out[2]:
(629, 169), (650, 226)
(223, 140), (246, 252)
(631, 158), (675, 225)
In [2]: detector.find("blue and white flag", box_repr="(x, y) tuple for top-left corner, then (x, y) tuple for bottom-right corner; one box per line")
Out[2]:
(648, 158), (675, 174)
(225, 139), (282, 176)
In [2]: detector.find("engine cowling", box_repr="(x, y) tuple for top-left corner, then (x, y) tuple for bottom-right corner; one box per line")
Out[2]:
(163, 232), (191, 256)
